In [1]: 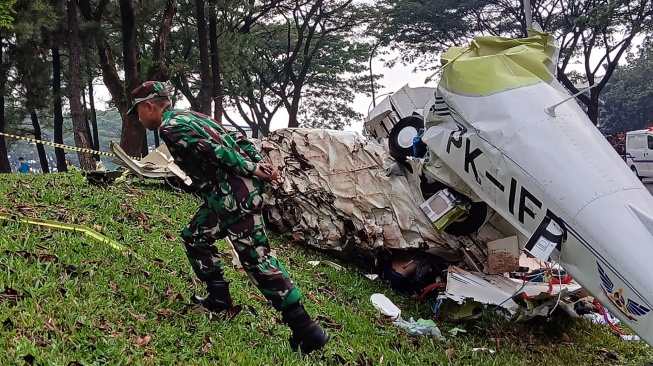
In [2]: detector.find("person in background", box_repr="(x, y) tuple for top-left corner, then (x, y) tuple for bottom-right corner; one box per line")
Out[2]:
(127, 81), (329, 354)
(14, 157), (30, 174)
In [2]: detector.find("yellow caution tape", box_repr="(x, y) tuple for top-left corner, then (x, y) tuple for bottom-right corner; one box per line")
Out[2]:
(0, 212), (140, 259)
(0, 131), (140, 160)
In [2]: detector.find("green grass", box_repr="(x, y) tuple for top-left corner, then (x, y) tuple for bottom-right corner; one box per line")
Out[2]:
(0, 173), (651, 365)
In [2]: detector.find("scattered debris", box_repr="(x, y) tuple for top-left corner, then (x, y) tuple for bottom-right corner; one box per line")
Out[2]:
(448, 327), (466, 336)
(110, 142), (191, 185)
(370, 294), (401, 319)
(472, 348), (496, 354)
(392, 317), (444, 339)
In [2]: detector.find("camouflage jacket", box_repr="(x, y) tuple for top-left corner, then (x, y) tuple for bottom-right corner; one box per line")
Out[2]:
(159, 109), (265, 216)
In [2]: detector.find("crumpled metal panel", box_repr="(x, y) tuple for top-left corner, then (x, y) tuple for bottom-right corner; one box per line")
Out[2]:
(258, 128), (467, 260)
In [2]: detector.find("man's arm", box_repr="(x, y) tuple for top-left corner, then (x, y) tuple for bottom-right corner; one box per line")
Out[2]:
(229, 132), (263, 163)
(160, 121), (258, 177)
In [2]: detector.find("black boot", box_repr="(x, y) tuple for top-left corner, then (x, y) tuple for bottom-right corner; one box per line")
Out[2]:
(282, 303), (329, 354)
(191, 277), (242, 318)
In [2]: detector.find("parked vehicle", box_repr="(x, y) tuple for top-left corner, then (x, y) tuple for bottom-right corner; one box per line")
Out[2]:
(625, 128), (653, 179)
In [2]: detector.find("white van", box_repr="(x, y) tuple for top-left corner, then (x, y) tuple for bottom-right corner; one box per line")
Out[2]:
(626, 129), (653, 179)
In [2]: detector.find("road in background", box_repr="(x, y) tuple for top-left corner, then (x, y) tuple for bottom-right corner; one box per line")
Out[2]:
(645, 179), (653, 195)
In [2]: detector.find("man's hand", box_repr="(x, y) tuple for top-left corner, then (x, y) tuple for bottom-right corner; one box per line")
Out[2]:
(254, 163), (281, 186)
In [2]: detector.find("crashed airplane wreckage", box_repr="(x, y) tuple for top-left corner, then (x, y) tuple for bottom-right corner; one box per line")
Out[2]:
(112, 31), (653, 343)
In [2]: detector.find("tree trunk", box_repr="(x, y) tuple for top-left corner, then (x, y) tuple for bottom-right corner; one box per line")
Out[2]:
(119, 0), (145, 157)
(88, 75), (99, 151)
(588, 90), (600, 126)
(68, 0), (95, 170)
(287, 95), (301, 129)
(209, 0), (222, 123)
(27, 92), (49, 173)
(82, 86), (94, 149)
(196, 0), (212, 115)
(147, 0), (176, 81)
(52, 46), (67, 172)
(79, 0), (175, 157)
(0, 31), (11, 173)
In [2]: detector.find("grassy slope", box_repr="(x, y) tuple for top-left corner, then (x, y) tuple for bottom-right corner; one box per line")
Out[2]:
(0, 173), (651, 365)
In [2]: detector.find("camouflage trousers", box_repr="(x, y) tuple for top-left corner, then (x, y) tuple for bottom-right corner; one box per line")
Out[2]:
(180, 200), (302, 310)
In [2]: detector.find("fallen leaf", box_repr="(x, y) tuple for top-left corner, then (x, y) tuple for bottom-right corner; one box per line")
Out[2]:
(156, 214), (172, 224)
(331, 354), (347, 365)
(315, 315), (344, 330)
(202, 342), (212, 353)
(93, 224), (103, 233)
(164, 231), (176, 241)
(357, 353), (373, 365)
(168, 293), (184, 303)
(35, 242), (50, 250)
(0, 287), (22, 302)
(189, 277), (201, 287)
(138, 283), (150, 291)
(45, 318), (56, 332)
(598, 348), (621, 361)
(62, 264), (79, 276)
(134, 335), (152, 346)
(157, 308), (172, 315)
(562, 333), (570, 343)
(89, 335), (97, 342)
(128, 310), (146, 322)
(107, 332), (122, 338)
(306, 293), (321, 304)
(445, 348), (455, 360)
(59, 272), (68, 284)
(108, 281), (126, 299)
(140, 269), (153, 278)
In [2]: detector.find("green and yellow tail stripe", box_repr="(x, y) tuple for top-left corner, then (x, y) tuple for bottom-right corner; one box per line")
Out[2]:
(0, 131), (140, 160)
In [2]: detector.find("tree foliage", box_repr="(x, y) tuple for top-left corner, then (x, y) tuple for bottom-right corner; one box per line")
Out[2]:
(0, 0), (16, 28)
(223, 0), (375, 133)
(600, 41), (653, 133)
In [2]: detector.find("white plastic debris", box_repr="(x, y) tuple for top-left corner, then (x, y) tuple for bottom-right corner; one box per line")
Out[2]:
(392, 317), (445, 339)
(364, 274), (379, 280)
(308, 261), (320, 267)
(370, 294), (401, 319)
(620, 334), (642, 342)
(472, 348), (496, 354)
(582, 309), (621, 326)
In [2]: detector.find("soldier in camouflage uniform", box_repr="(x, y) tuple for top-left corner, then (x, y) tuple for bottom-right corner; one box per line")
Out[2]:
(128, 81), (329, 354)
